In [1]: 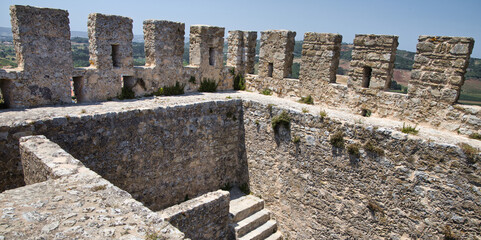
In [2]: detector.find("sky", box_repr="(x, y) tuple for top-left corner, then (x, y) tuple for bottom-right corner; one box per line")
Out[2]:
(1, 0), (480, 57)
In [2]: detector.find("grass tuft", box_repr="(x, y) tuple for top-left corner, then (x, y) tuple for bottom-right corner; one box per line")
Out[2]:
(298, 95), (314, 105)
(271, 110), (291, 132)
(363, 141), (385, 156)
(261, 88), (272, 95)
(118, 86), (135, 100)
(198, 78), (218, 92)
(347, 144), (361, 157)
(469, 133), (481, 140)
(459, 143), (479, 164)
(401, 123), (419, 135)
(154, 81), (185, 96)
(329, 131), (345, 148)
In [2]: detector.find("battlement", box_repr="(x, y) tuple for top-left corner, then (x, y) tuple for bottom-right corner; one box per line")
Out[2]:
(0, 5), (478, 135)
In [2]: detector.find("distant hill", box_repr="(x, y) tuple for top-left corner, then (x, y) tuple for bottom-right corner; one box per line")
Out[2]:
(0, 27), (145, 42)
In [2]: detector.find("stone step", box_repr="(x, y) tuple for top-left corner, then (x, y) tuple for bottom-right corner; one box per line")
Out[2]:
(230, 195), (264, 222)
(234, 209), (270, 238)
(238, 220), (277, 240)
(265, 231), (283, 240)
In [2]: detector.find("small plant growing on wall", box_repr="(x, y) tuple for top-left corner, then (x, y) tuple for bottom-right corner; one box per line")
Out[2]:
(347, 144), (361, 158)
(361, 109), (371, 117)
(363, 141), (384, 156)
(271, 110), (291, 133)
(233, 73), (246, 90)
(459, 143), (479, 164)
(198, 78), (218, 92)
(469, 133), (481, 140)
(261, 88), (272, 95)
(118, 86), (135, 100)
(154, 81), (185, 96)
(401, 123), (419, 135)
(319, 110), (327, 120)
(292, 135), (300, 144)
(298, 95), (314, 105)
(329, 131), (345, 148)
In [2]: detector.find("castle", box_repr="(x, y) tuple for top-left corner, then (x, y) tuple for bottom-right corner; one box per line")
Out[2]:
(0, 5), (480, 240)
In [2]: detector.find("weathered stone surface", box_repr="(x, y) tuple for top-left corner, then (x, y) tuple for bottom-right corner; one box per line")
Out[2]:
(258, 30), (296, 79)
(1, 135), (185, 239)
(6, 5), (73, 108)
(159, 190), (230, 240)
(243, 101), (481, 239)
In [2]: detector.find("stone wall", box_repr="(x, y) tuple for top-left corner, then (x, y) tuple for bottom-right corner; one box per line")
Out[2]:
(3, 5), (73, 108)
(1, 135), (186, 239)
(158, 190), (230, 240)
(242, 101), (481, 239)
(258, 30), (296, 79)
(0, 100), (248, 212)
(409, 36), (475, 104)
(348, 34), (398, 90)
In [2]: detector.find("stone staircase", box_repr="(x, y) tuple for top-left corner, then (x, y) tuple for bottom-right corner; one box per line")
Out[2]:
(229, 189), (282, 240)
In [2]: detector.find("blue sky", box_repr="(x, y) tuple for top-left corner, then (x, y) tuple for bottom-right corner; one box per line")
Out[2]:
(1, 0), (480, 57)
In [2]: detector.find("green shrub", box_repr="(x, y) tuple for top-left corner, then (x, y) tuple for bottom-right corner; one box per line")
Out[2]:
(271, 110), (291, 132)
(198, 78), (218, 92)
(363, 141), (384, 156)
(118, 86), (135, 100)
(154, 81), (185, 96)
(347, 144), (361, 157)
(261, 88), (272, 95)
(298, 95), (314, 105)
(292, 135), (300, 143)
(469, 133), (481, 140)
(329, 131), (345, 148)
(189, 76), (196, 84)
(240, 183), (250, 195)
(401, 123), (419, 135)
(233, 73), (245, 90)
(302, 108), (309, 113)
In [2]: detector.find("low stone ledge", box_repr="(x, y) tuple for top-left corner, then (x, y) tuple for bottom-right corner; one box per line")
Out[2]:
(19, 135), (84, 185)
(158, 189), (230, 240)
